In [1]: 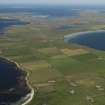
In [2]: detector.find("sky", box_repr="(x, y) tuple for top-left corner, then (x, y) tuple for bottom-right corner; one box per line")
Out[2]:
(0, 0), (105, 5)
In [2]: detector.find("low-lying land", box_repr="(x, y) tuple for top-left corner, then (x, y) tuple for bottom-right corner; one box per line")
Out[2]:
(0, 9), (105, 105)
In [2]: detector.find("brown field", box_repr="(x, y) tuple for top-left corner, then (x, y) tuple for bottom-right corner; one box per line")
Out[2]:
(61, 48), (89, 56)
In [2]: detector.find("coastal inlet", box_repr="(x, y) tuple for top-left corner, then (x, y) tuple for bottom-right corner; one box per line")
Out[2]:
(64, 31), (105, 51)
(0, 57), (31, 104)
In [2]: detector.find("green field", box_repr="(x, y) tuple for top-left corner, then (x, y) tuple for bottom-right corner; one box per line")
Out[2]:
(0, 10), (105, 105)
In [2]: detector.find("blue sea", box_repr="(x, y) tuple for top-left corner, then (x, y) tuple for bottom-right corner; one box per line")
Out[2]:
(65, 31), (105, 51)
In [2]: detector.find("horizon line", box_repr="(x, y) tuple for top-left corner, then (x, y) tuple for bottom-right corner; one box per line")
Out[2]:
(0, 3), (105, 6)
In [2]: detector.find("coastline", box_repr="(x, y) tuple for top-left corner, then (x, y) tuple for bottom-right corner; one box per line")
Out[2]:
(0, 57), (34, 105)
(64, 30), (105, 42)
(21, 71), (34, 105)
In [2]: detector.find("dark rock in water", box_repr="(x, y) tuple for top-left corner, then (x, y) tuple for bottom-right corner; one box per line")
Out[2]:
(0, 57), (30, 104)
